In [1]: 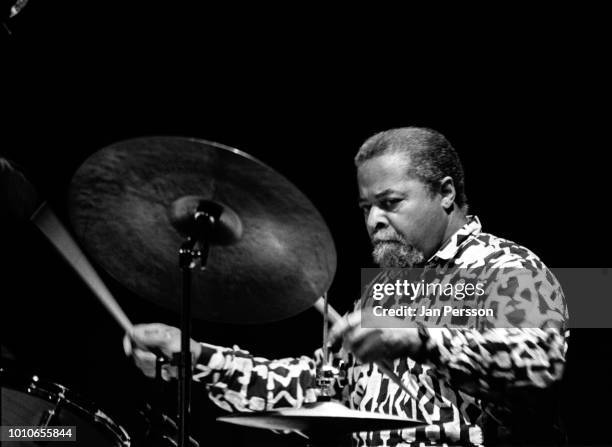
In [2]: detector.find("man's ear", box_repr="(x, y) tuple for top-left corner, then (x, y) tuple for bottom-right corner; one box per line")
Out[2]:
(439, 176), (456, 210)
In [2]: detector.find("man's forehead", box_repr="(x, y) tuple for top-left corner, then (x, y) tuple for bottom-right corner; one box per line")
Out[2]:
(357, 153), (417, 190)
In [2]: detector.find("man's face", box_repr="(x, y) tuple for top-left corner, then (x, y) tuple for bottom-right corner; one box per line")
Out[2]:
(357, 153), (449, 267)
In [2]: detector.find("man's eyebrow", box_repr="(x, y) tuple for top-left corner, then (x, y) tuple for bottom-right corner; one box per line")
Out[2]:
(358, 189), (401, 205)
(374, 189), (398, 199)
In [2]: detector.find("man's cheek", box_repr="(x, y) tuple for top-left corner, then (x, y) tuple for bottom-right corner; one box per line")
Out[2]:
(386, 220), (408, 240)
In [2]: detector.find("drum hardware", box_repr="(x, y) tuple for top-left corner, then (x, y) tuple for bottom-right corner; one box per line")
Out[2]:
(1, 366), (131, 446)
(315, 364), (339, 401)
(136, 404), (199, 447)
(315, 292), (336, 400)
(314, 292), (345, 402)
(33, 377), (66, 427)
(137, 354), (185, 447)
(171, 197), (242, 447)
(39, 408), (56, 426)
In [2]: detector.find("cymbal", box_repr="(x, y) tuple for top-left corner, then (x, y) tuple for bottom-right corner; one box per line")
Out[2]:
(217, 401), (425, 433)
(68, 137), (336, 324)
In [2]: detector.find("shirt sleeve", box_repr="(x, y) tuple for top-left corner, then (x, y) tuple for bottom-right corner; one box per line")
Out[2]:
(422, 266), (569, 399)
(192, 343), (350, 413)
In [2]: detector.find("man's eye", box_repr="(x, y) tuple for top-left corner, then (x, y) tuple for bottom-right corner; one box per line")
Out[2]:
(360, 205), (371, 215)
(381, 199), (400, 210)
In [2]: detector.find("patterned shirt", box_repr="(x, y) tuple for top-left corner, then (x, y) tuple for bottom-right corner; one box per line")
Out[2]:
(192, 216), (568, 446)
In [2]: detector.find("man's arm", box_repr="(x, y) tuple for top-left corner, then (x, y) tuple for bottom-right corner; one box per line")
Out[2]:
(422, 326), (568, 399)
(126, 324), (350, 412)
(192, 343), (320, 412)
(422, 266), (569, 397)
(330, 267), (568, 399)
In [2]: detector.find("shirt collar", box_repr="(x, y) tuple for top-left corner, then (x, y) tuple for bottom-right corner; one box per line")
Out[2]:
(427, 215), (482, 263)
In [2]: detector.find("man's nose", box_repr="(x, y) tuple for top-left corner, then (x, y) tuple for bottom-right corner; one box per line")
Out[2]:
(366, 205), (388, 232)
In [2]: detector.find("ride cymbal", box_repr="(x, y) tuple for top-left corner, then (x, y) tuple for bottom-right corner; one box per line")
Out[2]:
(217, 401), (425, 434)
(69, 137), (336, 324)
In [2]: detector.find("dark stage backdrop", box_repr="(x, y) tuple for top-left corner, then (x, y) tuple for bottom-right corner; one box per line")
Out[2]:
(2, 3), (610, 446)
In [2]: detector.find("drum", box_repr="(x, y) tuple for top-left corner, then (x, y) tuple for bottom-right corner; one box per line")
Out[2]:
(1, 366), (130, 446)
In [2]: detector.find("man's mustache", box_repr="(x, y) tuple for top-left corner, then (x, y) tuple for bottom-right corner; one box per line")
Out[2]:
(372, 230), (405, 244)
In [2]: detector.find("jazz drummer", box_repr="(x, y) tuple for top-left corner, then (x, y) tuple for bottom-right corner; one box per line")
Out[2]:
(126, 127), (568, 446)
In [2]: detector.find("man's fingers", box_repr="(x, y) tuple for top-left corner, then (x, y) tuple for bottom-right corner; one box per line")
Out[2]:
(123, 334), (133, 356)
(125, 323), (193, 380)
(131, 346), (177, 381)
(130, 324), (173, 348)
(133, 349), (156, 378)
(161, 365), (178, 381)
(139, 364), (156, 378)
(133, 347), (157, 364)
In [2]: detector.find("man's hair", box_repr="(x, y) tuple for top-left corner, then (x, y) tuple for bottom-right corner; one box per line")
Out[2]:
(354, 127), (468, 210)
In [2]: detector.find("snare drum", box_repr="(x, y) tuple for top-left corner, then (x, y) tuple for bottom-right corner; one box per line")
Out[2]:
(1, 366), (130, 446)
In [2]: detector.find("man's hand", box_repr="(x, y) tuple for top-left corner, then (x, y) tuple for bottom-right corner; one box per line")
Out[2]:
(328, 310), (423, 363)
(123, 323), (202, 380)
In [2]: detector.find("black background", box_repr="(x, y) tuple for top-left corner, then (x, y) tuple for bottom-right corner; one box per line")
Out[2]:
(1, 2), (611, 446)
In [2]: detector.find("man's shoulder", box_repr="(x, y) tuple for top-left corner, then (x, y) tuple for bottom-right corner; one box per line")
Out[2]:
(456, 230), (565, 302)
(455, 230), (548, 271)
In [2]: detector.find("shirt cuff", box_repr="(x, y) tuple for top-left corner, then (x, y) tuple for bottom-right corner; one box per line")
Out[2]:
(197, 342), (226, 367)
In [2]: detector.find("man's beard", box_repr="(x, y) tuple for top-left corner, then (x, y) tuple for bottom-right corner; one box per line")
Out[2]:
(371, 232), (425, 268)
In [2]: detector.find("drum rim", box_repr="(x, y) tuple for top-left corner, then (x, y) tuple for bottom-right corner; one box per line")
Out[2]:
(1, 365), (131, 445)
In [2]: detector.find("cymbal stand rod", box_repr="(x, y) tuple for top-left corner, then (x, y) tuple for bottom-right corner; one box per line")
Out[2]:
(315, 292), (337, 399)
(177, 238), (195, 447)
(177, 235), (206, 447)
(176, 207), (216, 447)
(322, 292), (329, 364)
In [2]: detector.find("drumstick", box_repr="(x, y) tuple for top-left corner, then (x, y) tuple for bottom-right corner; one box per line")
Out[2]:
(313, 296), (343, 323)
(313, 297), (432, 424)
(31, 202), (134, 334)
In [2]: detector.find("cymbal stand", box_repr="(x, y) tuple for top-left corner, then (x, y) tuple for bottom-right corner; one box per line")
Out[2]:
(316, 292), (339, 400)
(175, 203), (218, 447)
